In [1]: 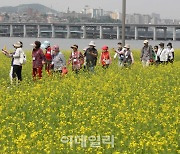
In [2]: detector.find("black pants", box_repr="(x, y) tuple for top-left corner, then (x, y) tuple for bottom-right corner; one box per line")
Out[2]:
(160, 61), (168, 65)
(12, 65), (22, 81)
(168, 59), (174, 64)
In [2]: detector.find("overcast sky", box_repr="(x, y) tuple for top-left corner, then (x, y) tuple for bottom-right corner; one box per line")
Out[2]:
(1, 0), (180, 19)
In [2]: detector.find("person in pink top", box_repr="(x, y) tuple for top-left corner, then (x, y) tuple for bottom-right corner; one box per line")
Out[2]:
(68, 44), (84, 74)
(31, 41), (45, 80)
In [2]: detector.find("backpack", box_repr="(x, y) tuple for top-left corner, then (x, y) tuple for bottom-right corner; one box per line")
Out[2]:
(20, 51), (27, 65)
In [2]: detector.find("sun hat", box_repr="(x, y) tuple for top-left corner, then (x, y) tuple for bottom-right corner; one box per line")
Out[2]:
(124, 44), (130, 49)
(89, 41), (96, 47)
(143, 40), (148, 44)
(13, 41), (23, 48)
(71, 44), (78, 49)
(102, 45), (108, 50)
(41, 40), (50, 49)
(30, 41), (41, 48)
(159, 42), (164, 46)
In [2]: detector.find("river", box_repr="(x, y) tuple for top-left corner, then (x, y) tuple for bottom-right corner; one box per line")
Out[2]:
(0, 37), (179, 51)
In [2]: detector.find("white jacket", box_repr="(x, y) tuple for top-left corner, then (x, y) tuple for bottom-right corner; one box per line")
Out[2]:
(12, 48), (24, 66)
(157, 48), (168, 62)
(166, 48), (174, 60)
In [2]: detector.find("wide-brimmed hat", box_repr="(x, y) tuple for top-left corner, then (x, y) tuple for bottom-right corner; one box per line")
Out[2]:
(143, 40), (148, 44)
(159, 42), (164, 46)
(41, 40), (50, 49)
(71, 44), (78, 49)
(30, 41), (41, 48)
(13, 41), (23, 48)
(89, 41), (96, 47)
(124, 44), (130, 49)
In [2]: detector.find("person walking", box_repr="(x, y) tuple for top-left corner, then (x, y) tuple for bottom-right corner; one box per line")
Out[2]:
(84, 41), (98, 72)
(166, 42), (175, 64)
(157, 42), (168, 64)
(31, 41), (45, 80)
(121, 44), (134, 68)
(114, 42), (123, 59)
(2, 41), (24, 84)
(68, 44), (84, 74)
(41, 41), (52, 75)
(113, 42), (124, 66)
(140, 40), (153, 67)
(100, 45), (111, 69)
(51, 45), (67, 75)
(153, 45), (159, 65)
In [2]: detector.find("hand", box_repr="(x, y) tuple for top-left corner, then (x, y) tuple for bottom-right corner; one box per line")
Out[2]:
(50, 63), (53, 67)
(9, 53), (13, 57)
(149, 59), (153, 62)
(90, 52), (97, 57)
(42, 60), (45, 65)
(89, 51), (93, 55)
(1, 50), (6, 55)
(2, 49), (8, 55)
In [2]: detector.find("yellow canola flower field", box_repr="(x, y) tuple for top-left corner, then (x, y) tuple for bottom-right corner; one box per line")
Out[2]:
(0, 50), (179, 153)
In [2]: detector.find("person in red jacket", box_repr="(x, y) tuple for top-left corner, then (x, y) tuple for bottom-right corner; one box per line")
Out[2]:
(31, 41), (45, 80)
(41, 41), (52, 75)
(100, 45), (111, 69)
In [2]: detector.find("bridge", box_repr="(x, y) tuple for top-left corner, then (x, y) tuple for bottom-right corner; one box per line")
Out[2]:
(0, 22), (180, 40)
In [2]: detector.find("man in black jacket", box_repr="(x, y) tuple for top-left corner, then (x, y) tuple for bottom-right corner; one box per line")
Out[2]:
(84, 41), (98, 72)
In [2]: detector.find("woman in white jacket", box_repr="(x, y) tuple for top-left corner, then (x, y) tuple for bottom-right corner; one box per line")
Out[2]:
(157, 42), (168, 64)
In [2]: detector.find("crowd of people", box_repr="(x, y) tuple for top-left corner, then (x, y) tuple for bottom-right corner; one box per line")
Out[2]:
(1, 39), (175, 84)
(140, 40), (174, 66)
